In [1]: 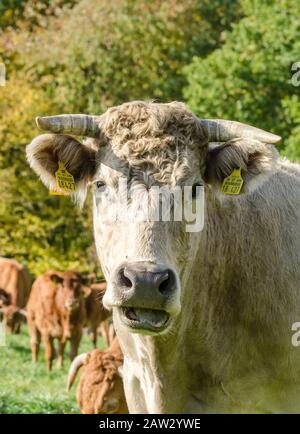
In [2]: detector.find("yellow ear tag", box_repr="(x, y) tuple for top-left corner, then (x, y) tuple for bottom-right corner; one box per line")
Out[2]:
(221, 168), (244, 195)
(49, 161), (76, 195)
(49, 187), (67, 196)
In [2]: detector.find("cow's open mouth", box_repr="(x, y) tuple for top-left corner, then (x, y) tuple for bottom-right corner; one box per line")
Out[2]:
(120, 307), (170, 333)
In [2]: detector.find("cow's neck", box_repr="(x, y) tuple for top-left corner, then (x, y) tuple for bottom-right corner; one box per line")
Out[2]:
(115, 314), (194, 413)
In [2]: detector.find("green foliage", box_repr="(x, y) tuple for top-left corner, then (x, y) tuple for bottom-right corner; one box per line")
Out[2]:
(19, 0), (196, 111)
(0, 0), (78, 30)
(0, 0), (27, 29)
(18, 0), (239, 113)
(0, 75), (96, 276)
(196, 0), (244, 55)
(184, 0), (300, 159)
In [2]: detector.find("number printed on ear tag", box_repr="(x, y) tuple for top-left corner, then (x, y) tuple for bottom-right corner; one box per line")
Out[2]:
(221, 168), (244, 195)
(54, 161), (76, 193)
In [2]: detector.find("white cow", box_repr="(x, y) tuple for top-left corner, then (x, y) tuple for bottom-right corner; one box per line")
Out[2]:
(27, 101), (300, 413)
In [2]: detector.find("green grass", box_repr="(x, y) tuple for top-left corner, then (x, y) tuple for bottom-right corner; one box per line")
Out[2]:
(0, 325), (105, 414)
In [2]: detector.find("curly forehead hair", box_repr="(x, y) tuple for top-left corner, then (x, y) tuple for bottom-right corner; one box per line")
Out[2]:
(97, 101), (208, 177)
(86, 349), (123, 383)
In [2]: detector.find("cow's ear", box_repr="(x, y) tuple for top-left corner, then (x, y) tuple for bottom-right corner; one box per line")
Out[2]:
(47, 271), (63, 285)
(204, 138), (277, 190)
(26, 134), (97, 196)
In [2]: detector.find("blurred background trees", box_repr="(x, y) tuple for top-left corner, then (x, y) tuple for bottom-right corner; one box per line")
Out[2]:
(0, 0), (299, 276)
(184, 0), (300, 158)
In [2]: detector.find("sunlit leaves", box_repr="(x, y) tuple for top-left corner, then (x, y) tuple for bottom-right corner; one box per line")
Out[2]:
(184, 0), (300, 158)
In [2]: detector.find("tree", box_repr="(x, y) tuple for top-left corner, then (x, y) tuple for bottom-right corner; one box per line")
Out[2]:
(0, 75), (96, 276)
(184, 0), (300, 159)
(0, 0), (27, 29)
(16, 0), (241, 114)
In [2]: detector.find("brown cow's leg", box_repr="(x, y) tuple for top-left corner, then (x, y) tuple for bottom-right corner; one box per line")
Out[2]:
(57, 340), (65, 368)
(70, 331), (82, 361)
(5, 325), (12, 334)
(29, 323), (41, 363)
(100, 321), (109, 347)
(44, 335), (54, 371)
(14, 317), (22, 334)
(91, 326), (97, 348)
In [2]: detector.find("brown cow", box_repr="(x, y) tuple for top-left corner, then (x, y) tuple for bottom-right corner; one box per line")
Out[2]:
(1, 305), (27, 333)
(67, 337), (128, 414)
(0, 289), (27, 333)
(0, 257), (31, 307)
(27, 270), (86, 370)
(0, 258), (31, 333)
(85, 281), (114, 347)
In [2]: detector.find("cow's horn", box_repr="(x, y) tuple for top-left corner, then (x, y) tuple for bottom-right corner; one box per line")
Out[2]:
(36, 115), (101, 137)
(199, 119), (281, 144)
(66, 353), (87, 391)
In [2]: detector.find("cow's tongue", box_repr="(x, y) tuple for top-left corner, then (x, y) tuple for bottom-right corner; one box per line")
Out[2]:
(125, 307), (169, 328)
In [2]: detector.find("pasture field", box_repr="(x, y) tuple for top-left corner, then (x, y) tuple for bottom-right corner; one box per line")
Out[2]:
(0, 326), (105, 414)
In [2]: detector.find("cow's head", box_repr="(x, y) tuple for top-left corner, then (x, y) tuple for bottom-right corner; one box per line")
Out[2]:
(1, 305), (27, 333)
(50, 271), (83, 312)
(67, 348), (127, 414)
(27, 101), (280, 335)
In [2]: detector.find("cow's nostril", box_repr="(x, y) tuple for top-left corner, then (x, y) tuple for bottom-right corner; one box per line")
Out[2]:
(158, 277), (171, 294)
(158, 269), (175, 294)
(119, 268), (133, 289)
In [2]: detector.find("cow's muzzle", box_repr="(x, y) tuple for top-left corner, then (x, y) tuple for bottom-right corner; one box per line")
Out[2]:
(105, 261), (180, 334)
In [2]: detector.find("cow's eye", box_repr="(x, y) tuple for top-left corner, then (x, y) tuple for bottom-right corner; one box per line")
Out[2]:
(192, 183), (202, 199)
(95, 180), (106, 190)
